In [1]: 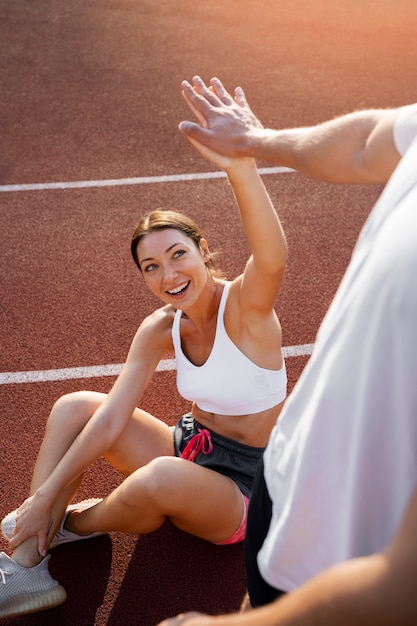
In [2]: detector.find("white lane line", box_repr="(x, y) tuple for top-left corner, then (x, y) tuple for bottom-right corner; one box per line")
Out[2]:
(0, 343), (314, 385)
(0, 167), (294, 193)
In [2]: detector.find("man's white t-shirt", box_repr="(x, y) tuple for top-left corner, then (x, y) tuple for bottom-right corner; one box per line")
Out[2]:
(258, 104), (417, 592)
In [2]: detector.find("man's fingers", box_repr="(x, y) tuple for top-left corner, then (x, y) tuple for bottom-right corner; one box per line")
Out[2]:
(234, 85), (249, 108)
(181, 88), (208, 127)
(181, 80), (211, 110)
(209, 77), (234, 105)
(181, 80), (217, 128)
(193, 76), (218, 105)
(191, 75), (221, 106)
(182, 78), (214, 109)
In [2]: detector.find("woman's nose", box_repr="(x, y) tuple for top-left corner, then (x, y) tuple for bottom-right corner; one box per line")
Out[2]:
(162, 263), (178, 283)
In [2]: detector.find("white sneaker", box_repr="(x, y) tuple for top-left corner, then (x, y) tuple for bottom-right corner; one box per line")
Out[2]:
(1, 498), (104, 549)
(0, 552), (67, 617)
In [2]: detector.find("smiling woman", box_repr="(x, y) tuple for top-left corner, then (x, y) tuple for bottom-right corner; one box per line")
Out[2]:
(0, 79), (288, 619)
(134, 224), (213, 307)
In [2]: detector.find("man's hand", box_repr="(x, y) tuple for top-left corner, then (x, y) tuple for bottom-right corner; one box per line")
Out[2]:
(179, 76), (263, 158)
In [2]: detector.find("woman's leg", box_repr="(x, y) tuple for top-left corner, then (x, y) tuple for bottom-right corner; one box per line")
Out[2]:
(30, 390), (174, 486)
(12, 389), (173, 566)
(66, 456), (246, 544)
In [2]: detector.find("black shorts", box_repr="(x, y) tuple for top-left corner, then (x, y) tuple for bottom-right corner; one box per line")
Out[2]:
(245, 455), (286, 607)
(172, 413), (264, 498)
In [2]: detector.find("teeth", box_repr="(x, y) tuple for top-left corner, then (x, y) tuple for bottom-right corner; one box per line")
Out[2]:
(168, 282), (188, 295)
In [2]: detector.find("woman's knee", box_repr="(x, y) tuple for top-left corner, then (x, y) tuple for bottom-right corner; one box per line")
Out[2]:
(46, 390), (106, 434)
(121, 456), (181, 508)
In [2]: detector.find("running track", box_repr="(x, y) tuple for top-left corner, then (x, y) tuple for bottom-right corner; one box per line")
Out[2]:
(1, 1), (416, 624)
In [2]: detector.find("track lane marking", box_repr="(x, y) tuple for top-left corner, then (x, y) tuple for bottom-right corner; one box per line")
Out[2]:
(0, 343), (313, 385)
(1, 164), (304, 386)
(0, 167), (294, 193)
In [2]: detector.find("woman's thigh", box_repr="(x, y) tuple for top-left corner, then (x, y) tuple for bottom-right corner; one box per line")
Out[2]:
(105, 404), (174, 474)
(120, 455), (246, 544)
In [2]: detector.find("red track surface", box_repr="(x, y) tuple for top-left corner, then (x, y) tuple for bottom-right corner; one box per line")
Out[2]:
(1, 1), (416, 624)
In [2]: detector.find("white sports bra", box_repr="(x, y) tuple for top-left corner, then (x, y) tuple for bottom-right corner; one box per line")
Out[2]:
(172, 282), (287, 416)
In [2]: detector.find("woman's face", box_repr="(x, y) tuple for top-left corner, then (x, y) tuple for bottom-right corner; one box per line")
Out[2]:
(136, 228), (211, 307)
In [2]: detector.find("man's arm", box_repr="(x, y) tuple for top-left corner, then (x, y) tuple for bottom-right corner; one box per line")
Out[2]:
(179, 76), (402, 184)
(157, 486), (417, 625)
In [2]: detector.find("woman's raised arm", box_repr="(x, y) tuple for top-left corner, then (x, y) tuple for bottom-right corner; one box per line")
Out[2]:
(180, 89), (287, 313)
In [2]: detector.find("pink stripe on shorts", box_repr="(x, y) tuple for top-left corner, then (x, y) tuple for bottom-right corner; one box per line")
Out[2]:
(214, 491), (249, 545)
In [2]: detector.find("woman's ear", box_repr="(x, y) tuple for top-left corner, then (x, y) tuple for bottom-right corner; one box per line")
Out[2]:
(199, 238), (211, 260)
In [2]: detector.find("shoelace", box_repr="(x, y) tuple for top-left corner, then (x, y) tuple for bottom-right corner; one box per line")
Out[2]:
(181, 429), (213, 462)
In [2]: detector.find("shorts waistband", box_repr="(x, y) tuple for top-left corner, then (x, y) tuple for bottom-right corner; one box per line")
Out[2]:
(185, 414), (265, 459)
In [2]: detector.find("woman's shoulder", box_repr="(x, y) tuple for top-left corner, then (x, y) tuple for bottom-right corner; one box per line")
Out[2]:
(124, 306), (175, 369)
(133, 305), (176, 352)
(141, 304), (177, 332)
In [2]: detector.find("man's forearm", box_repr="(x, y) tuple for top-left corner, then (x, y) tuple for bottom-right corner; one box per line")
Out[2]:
(246, 109), (401, 185)
(180, 78), (402, 186)
(210, 551), (416, 626)
(158, 549), (416, 626)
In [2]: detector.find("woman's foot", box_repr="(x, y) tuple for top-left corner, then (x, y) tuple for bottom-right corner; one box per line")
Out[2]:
(1, 498), (104, 549)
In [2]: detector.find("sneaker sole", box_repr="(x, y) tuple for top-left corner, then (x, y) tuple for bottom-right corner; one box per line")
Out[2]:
(0, 584), (67, 618)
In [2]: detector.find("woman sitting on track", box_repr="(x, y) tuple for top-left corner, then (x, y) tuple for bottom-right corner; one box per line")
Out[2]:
(0, 80), (288, 619)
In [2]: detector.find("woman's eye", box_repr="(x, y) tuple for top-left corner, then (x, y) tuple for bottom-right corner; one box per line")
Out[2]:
(173, 249), (185, 259)
(144, 263), (157, 273)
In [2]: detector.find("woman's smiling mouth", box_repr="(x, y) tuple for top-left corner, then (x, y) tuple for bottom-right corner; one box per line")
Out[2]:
(167, 281), (190, 296)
